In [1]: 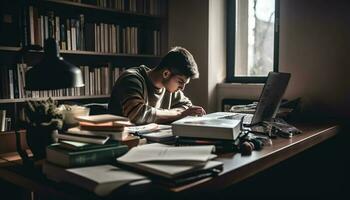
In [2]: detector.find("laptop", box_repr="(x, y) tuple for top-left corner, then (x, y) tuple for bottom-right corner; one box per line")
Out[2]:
(212, 72), (291, 125)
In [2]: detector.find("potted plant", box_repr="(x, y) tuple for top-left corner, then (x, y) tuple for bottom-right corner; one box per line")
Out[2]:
(24, 98), (63, 159)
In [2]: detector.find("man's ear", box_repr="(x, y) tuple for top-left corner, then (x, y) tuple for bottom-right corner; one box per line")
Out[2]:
(162, 69), (171, 79)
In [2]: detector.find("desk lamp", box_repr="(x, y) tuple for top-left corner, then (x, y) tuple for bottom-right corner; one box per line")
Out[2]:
(16, 38), (84, 165)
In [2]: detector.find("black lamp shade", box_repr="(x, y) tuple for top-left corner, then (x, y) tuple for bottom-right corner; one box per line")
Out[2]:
(25, 38), (84, 90)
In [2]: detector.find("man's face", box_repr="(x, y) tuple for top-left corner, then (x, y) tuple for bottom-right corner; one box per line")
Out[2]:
(162, 70), (190, 93)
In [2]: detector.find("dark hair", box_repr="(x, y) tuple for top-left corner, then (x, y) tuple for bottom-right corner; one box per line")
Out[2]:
(155, 47), (199, 79)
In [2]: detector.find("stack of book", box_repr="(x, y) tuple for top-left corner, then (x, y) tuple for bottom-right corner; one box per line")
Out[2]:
(55, 114), (146, 149)
(46, 140), (128, 168)
(171, 113), (243, 152)
(47, 114), (137, 168)
(43, 114), (152, 196)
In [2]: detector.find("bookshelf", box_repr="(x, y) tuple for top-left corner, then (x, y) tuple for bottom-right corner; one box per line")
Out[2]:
(0, 0), (168, 141)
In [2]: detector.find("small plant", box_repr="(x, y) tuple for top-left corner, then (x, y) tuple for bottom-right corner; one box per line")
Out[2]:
(24, 98), (63, 130)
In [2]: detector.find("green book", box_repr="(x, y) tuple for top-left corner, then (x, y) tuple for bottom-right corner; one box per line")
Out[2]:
(46, 143), (129, 168)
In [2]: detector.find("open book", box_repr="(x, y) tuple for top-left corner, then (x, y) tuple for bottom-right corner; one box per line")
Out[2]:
(116, 143), (222, 179)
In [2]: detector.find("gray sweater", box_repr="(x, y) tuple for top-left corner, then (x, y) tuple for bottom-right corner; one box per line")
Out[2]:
(108, 65), (192, 124)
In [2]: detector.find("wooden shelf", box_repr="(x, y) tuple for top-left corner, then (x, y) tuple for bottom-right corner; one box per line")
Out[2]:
(0, 46), (162, 58)
(0, 46), (21, 51)
(0, 95), (110, 103)
(33, 0), (162, 19)
(0, 130), (26, 136)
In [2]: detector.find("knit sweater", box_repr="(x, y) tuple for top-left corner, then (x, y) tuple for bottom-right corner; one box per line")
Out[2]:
(108, 65), (192, 124)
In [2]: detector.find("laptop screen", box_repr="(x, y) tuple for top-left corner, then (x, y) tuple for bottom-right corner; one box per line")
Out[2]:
(251, 72), (291, 124)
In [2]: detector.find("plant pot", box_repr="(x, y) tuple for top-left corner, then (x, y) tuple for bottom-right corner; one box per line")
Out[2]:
(26, 125), (57, 160)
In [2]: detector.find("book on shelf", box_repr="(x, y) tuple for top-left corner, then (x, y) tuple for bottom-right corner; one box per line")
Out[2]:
(46, 142), (128, 167)
(172, 116), (242, 141)
(116, 143), (222, 179)
(75, 114), (129, 124)
(66, 127), (129, 141)
(43, 162), (147, 197)
(55, 131), (110, 144)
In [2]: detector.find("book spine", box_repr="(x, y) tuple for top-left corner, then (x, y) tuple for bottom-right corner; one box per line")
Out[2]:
(49, 146), (128, 167)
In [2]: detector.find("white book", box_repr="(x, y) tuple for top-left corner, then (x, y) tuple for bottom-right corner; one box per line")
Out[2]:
(111, 24), (116, 53)
(117, 143), (221, 179)
(55, 132), (110, 144)
(44, 16), (49, 40)
(43, 163), (146, 196)
(40, 16), (44, 46)
(104, 23), (108, 53)
(8, 69), (14, 99)
(172, 116), (242, 141)
(67, 19), (71, 51)
(29, 6), (35, 45)
(117, 143), (216, 163)
(71, 25), (77, 51)
(55, 16), (60, 42)
(100, 23), (104, 53)
(75, 114), (129, 123)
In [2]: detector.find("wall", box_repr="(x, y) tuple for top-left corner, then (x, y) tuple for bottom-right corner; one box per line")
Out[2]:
(168, 0), (226, 113)
(168, 0), (209, 111)
(279, 0), (350, 119)
(169, 0), (350, 119)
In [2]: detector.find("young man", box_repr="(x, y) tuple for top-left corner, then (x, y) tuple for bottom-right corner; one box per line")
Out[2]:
(108, 47), (206, 124)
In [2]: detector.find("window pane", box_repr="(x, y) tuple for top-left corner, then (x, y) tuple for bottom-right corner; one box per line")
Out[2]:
(235, 0), (275, 77)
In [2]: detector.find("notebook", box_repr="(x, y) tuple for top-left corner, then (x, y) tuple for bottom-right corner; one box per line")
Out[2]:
(216, 72), (291, 125)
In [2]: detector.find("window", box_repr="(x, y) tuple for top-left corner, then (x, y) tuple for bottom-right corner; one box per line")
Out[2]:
(227, 0), (280, 83)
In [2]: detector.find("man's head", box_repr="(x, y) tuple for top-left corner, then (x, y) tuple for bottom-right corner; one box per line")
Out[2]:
(154, 47), (199, 93)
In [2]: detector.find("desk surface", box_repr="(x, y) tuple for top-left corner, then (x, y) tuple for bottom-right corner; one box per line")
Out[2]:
(0, 123), (339, 199)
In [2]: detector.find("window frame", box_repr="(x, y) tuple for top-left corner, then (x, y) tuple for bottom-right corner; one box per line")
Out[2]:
(226, 0), (280, 83)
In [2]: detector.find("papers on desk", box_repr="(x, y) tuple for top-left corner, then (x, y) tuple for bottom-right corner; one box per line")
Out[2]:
(126, 123), (172, 135)
(116, 143), (222, 180)
(117, 143), (216, 163)
(126, 123), (175, 143)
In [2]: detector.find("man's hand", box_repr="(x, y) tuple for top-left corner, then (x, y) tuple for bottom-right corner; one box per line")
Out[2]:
(181, 105), (206, 117)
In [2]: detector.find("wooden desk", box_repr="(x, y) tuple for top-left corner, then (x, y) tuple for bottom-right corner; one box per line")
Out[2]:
(0, 123), (339, 199)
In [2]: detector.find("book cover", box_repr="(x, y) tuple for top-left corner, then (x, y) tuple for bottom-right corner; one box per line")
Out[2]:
(46, 143), (128, 167)
(172, 116), (241, 141)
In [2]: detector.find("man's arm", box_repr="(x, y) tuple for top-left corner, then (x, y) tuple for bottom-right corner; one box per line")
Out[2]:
(152, 90), (206, 124)
(155, 106), (206, 124)
(170, 90), (193, 110)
